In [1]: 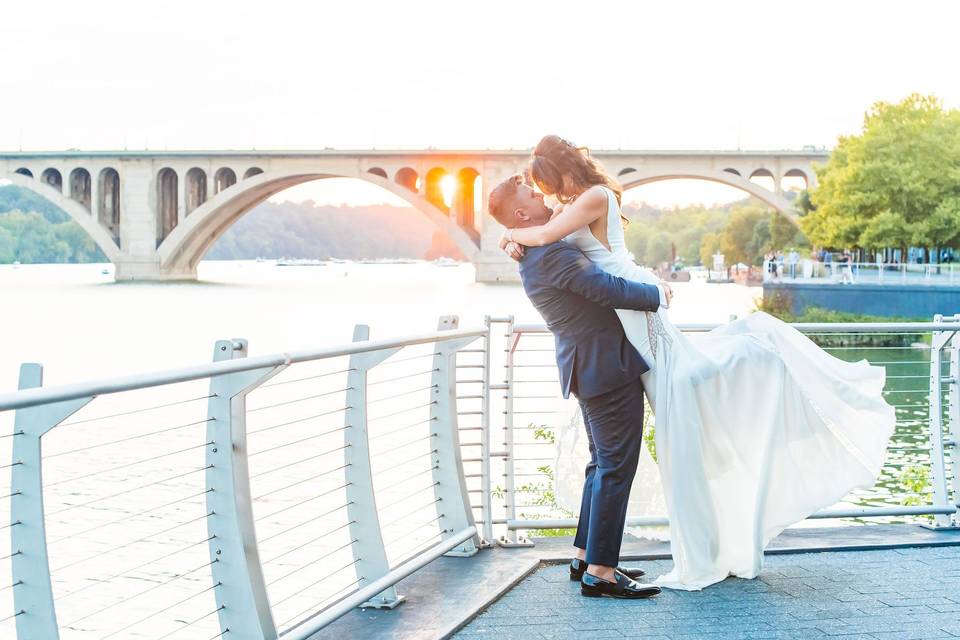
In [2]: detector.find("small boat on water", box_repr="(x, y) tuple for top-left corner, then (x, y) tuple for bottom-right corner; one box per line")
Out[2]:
(276, 258), (326, 267)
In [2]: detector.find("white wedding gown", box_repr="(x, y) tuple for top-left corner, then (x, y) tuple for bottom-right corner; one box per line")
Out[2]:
(554, 186), (896, 590)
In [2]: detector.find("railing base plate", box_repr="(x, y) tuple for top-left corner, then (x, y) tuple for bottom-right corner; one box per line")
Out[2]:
(497, 535), (535, 548)
(361, 594), (406, 610)
(919, 523), (960, 531)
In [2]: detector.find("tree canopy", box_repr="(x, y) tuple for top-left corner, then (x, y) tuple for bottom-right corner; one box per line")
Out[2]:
(802, 94), (960, 252)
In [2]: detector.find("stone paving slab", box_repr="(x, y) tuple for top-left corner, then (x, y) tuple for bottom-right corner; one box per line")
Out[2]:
(455, 546), (960, 640)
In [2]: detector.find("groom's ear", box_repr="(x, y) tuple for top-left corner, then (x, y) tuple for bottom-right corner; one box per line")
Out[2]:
(514, 207), (530, 222)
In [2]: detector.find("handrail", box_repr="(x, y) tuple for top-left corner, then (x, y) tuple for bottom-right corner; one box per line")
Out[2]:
(513, 321), (960, 334)
(0, 328), (487, 412)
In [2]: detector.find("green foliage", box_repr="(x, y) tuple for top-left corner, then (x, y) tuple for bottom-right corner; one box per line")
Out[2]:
(720, 205), (768, 265)
(897, 465), (930, 507)
(803, 94), (960, 252)
(0, 210), (107, 264)
(511, 423), (576, 537)
(0, 185), (69, 223)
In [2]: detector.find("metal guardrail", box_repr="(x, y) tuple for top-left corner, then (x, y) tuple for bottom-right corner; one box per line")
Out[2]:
(0, 314), (958, 638)
(0, 319), (487, 639)
(494, 315), (960, 536)
(764, 260), (958, 285)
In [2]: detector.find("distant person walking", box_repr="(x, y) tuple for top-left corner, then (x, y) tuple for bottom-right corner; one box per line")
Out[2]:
(840, 251), (854, 284)
(787, 249), (799, 279)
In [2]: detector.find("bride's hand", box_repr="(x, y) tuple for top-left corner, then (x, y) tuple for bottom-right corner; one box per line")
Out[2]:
(503, 241), (524, 262)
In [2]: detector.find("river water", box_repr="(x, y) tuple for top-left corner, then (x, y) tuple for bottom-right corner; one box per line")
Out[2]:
(0, 261), (938, 638)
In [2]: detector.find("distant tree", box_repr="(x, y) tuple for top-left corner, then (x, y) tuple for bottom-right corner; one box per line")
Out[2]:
(770, 212), (800, 251)
(803, 94), (960, 254)
(0, 227), (15, 262)
(720, 206), (769, 265)
(645, 231), (672, 266)
(699, 232), (721, 267)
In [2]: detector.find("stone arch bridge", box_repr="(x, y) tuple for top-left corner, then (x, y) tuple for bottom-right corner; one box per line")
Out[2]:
(0, 149), (827, 282)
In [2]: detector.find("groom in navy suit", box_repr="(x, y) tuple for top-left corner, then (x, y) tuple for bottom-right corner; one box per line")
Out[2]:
(489, 175), (665, 599)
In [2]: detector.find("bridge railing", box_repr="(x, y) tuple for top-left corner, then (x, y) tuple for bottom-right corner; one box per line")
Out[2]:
(0, 319), (488, 640)
(491, 316), (960, 538)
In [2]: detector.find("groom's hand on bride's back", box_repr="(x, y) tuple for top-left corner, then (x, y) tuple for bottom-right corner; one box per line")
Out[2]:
(660, 281), (674, 306)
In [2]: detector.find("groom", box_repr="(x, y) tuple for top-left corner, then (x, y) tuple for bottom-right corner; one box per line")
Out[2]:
(489, 175), (665, 599)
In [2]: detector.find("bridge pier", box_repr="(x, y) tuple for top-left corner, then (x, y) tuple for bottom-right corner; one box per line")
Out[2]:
(114, 259), (197, 281)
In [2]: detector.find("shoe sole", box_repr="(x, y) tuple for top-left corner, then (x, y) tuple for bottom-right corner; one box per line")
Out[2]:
(570, 573), (645, 582)
(580, 588), (660, 599)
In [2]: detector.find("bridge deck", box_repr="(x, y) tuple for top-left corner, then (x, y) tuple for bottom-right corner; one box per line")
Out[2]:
(320, 526), (960, 640)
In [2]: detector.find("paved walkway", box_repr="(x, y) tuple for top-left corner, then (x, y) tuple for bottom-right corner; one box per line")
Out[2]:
(455, 546), (960, 640)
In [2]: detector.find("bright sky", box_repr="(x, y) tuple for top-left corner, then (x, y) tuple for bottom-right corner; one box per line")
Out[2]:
(3, 0), (958, 207)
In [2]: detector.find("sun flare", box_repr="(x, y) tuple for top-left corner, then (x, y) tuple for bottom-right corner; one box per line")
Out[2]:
(440, 175), (457, 208)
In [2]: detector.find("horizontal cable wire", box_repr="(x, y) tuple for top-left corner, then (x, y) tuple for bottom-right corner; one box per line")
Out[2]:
(247, 406), (351, 436)
(367, 385), (438, 405)
(376, 482), (440, 513)
(64, 558), (219, 626)
(368, 401), (437, 422)
(262, 523), (357, 567)
(58, 536), (215, 600)
(46, 441), (214, 487)
(271, 558), (361, 608)
(368, 369), (439, 387)
(259, 504), (354, 545)
(249, 433), (349, 459)
(260, 368), (354, 389)
(49, 488), (214, 545)
(248, 387), (353, 413)
(266, 538), (359, 587)
(367, 417), (437, 441)
(54, 511), (215, 572)
(153, 605), (225, 640)
(58, 394), (215, 427)
(100, 581), (222, 640)
(253, 472), (350, 503)
(369, 433), (436, 459)
(276, 576), (363, 630)
(46, 418), (214, 459)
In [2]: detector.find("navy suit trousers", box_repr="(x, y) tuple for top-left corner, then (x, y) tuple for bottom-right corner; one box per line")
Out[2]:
(573, 378), (646, 567)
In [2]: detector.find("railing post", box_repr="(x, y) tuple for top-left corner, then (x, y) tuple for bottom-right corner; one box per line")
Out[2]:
(343, 325), (405, 609)
(206, 339), (285, 639)
(479, 316), (494, 545)
(10, 363), (91, 640)
(947, 318), (960, 527)
(498, 317), (532, 547)
(431, 316), (481, 557)
(927, 317), (953, 528)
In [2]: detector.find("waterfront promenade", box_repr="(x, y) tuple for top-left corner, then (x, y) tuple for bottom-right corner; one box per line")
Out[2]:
(457, 545), (960, 640)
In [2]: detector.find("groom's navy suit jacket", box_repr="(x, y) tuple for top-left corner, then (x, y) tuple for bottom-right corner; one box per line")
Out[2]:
(518, 241), (662, 401)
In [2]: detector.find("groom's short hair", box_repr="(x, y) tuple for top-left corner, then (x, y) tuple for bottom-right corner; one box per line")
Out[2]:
(488, 174), (524, 228)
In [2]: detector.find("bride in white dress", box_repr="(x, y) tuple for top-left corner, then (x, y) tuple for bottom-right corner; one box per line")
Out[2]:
(502, 135), (896, 590)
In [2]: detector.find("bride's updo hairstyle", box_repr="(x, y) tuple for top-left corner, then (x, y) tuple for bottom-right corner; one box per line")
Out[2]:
(530, 135), (624, 207)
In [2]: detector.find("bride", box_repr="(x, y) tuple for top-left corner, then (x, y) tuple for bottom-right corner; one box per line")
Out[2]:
(499, 135), (896, 590)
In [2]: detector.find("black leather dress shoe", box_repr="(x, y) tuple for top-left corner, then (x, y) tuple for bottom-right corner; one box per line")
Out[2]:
(569, 558), (645, 581)
(581, 571), (661, 599)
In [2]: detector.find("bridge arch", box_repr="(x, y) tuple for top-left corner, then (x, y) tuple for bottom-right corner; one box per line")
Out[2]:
(156, 169), (482, 276)
(618, 169), (799, 224)
(0, 171), (122, 262)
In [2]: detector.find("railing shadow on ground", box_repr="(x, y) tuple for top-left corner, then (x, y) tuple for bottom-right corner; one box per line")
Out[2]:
(0, 314), (957, 639)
